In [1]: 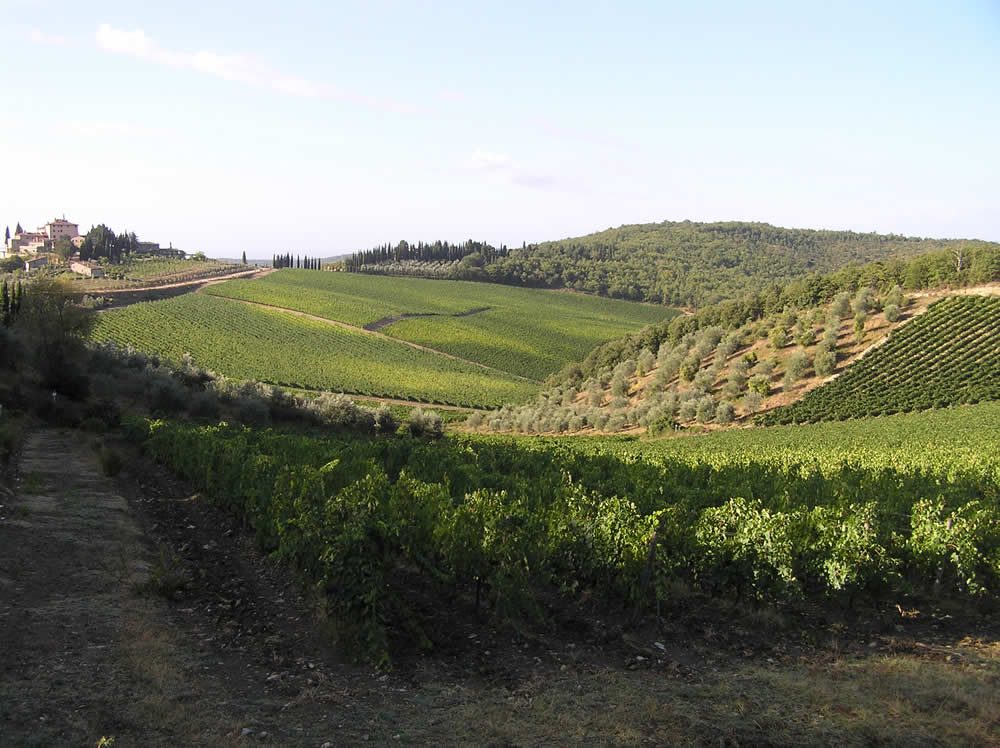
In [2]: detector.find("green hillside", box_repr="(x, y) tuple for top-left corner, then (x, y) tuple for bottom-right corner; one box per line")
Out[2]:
(90, 294), (537, 408)
(759, 295), (1000, 425)
(204, 270), (675, 380)
(347, 222), (1000, 308)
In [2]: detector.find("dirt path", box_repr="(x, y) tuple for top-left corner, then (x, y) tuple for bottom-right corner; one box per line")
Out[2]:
(364, 306), (492, 332)
(96, 267), (275, 296)
(0, 429), (381, 746)
(210, 295), (540, 383)
(1, 429), (997, 746)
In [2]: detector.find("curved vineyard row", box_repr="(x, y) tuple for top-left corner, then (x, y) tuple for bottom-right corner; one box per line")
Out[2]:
(90, 294), (537, 408)
(759, 295), (1000, 425)
(204, 270), (676, 379)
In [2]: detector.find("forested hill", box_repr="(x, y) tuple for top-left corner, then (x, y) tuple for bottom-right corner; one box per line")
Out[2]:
(345, 221), (999, 308)
(496, 222), (994, 307)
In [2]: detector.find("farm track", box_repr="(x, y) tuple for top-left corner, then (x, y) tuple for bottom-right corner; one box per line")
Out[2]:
(364, 306), (491, 332)
(207, 294), (541, 384)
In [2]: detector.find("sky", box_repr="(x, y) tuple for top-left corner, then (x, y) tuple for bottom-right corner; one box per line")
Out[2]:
(1, 0), (998, 258)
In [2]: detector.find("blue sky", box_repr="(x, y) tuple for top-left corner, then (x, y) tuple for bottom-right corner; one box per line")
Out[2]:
(2, 0), (998, 258)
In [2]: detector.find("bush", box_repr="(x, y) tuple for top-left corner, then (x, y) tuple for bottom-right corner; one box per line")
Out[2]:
(375, 405), (399, 435)
(407, 408), (443, 438)
(465, 412), (484, 430)
(769, 326), (787, 350)
(694, 396), (716, 424)
(814, 347), (837, 377)
(743, 390), (763, 413)
(884, 303), (900, 323)
(831, 291), (851, 319)
(714, 401), (735, 425)
(748, 374), (771, 396)
(783, 350), (810, 387)
(679, 354), (701, 382)
(99, 447), (123, 476)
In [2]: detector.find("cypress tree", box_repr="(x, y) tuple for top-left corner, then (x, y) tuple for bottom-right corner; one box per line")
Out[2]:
(241, 250), (247, 265)
(1, 280), (9, 327)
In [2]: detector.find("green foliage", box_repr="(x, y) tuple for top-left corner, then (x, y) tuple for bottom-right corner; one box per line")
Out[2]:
(204, 270), (672, 381)
(769, 326), (787, 350)
(748, 374), (771, 396)
(427, 221), (999, 307)
(90, 294), (536, 408)
(132, 399), (1000, 663)
(761, 296), (1000, 424)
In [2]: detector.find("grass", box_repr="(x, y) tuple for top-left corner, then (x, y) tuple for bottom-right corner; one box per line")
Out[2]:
(412, 645), (999, 746)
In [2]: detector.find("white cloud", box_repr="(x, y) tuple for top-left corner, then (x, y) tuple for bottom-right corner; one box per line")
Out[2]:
(93, 23), (350, 102)
(28, 29), (67, 46)
(463, 149), (570, 192)
(465, 149), (517, 172)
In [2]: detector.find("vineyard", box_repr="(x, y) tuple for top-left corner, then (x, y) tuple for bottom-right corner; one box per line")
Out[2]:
(90, 294), (537, 408)
(66, 257), (249, 290)
(132, 400), (1000, 664)
(203, 270), (674, 378)
(760, 295), (1000, 425)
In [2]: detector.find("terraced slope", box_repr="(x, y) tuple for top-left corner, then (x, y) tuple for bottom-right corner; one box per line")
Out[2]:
(90, 294), (537, 408)
(759, 295), (1000, 425)
(203, 270), (675, 379)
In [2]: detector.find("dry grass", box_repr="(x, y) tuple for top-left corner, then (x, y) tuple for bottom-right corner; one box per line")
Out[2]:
(410, 644), (1000, 746)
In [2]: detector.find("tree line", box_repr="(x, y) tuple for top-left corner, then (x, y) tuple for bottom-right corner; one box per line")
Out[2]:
(339, 221), (1000, 309)
(344, 239), (511, 272)
(272, 253), (322, 270)
(1, 279), (24, 327)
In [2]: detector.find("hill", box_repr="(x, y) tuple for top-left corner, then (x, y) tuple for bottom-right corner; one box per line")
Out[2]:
(759, 295), (1000, 425)
(91, 271), (672, 407)
(202, 270), (674, 380)
(346, 221), (1000, 307)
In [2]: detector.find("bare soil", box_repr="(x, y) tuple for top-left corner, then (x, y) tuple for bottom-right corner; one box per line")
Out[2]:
(2, 428), (999, 746)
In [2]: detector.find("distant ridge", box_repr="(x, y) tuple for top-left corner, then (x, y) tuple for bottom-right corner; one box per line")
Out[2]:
(345, 220), (1000, 309)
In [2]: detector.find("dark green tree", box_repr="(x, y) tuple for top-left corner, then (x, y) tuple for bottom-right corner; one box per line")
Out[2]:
(242, 250), (247, 265)
(1, 280), (10, 327)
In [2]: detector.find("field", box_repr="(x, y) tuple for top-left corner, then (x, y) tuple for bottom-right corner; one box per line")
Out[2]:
(761, 295), (1000, 424)
(133, 399), (1000, 665)
(65, 256), (249, 290)
(90, 294), (536, 408)
(203, 270), (675, 379)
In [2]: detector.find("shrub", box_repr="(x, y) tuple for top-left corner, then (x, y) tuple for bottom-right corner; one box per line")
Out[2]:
(884, 303), (900, 323)
(769, 326), (787, 350)
(748, 374), (771, 396)
(375, 405), (399, 435)
(465, 412), (484, 430)
(743, 390), (763, 413)
(407, 408), (443, 438)
(679, 354), (701, 383)
(636, 349), (655, 376)
(99, 447), (123, 476)
(831, 291), (851, 319)
(783, 350), (810, 387)
(714, 401), (735, 425)
(814, 347), (837, 378)
(695, 396), (716, 424)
